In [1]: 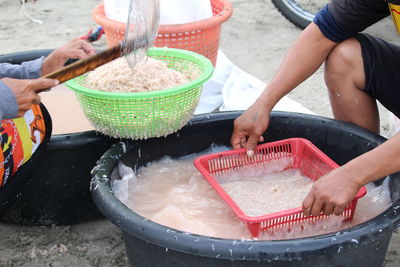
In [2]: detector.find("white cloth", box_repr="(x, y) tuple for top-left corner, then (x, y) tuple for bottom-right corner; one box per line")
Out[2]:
(104, 0), (213, 24)
(194, 50), (315, 115)
(104, 0), (131, 22)
(387, 111), (400, 137)
(159, 0), (212, 24)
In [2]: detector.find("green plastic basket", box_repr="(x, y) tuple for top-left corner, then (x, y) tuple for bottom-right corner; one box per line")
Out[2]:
(65, 47), (213, 139)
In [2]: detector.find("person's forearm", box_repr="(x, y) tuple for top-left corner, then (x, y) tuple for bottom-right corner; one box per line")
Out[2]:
(0, 57), (44, 79)
(257, 23), (337, 112)
(341, 132), (400, 187)
(0, 80), (18, 121)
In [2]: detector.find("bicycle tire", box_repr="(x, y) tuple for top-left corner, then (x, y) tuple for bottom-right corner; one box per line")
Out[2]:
(272, 0), (318, 29)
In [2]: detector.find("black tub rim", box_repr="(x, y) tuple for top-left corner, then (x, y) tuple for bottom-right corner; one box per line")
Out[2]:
(46, 130), (111, 148)
(91, 111), (400, 261)
(0, 49), (54, 64)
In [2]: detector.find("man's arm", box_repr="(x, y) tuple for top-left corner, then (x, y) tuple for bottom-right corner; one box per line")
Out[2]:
(0, 57), (44, 79)
(231, 22), (338, 151)
(0, 78), (59, 121)
(258, 22), (337, 114)
(0, 81), (18, 120)
(0, 39), (95, 121)
(0, 57), (60, 121)
(303, 131), (400, 216)
(0, 58), (47, 121)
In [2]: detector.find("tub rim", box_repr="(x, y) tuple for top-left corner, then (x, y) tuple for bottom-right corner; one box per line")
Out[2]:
(91, 111), (400, 261)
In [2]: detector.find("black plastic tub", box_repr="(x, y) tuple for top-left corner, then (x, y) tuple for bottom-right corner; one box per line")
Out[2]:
(92, 111), (400, 267)
(0, 50), (117, 225)
(0, 131), (116, 225)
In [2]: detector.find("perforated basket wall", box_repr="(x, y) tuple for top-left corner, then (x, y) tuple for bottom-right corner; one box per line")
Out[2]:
(65, 48), (213, 139)
(194, 138), (367, 237)
(92, 0), (233, 66)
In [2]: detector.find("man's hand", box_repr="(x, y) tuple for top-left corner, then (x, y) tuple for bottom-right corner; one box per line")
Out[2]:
(302, 167), (362, 216)
(1, 77), (59, 117)
(41, 38), (96, 75)
(230, 102), (268, 155)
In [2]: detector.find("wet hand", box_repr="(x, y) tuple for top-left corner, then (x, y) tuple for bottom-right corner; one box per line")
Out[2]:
(1, 77), (59, 117)
(41, 38), (96, 75)
(302, 168), (361, 217)
(230, 102), (268, 155)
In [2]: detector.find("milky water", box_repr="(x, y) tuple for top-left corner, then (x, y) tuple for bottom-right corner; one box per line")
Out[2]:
(216, 158), (313, 217)
(113, 147), (392, 240)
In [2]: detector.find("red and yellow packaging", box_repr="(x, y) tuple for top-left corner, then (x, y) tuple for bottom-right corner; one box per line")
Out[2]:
(389, 3), (400, 34)
(0, 105), (46, 186)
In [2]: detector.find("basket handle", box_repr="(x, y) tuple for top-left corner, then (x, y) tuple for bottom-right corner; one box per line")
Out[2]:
(43, 36), (150, 83)
(42, 44), (123, 84)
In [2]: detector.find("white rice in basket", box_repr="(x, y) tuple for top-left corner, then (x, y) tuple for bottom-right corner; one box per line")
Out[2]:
(84, 57), (198, 93)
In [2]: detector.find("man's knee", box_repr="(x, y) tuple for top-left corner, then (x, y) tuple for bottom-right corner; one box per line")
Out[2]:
(324, 38), (364, 88)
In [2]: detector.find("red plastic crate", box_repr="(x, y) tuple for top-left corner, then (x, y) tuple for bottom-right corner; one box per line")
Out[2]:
(193, 138), (367, 237)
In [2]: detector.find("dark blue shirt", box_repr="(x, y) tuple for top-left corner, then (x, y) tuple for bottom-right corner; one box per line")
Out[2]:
(314, 0), (391, 43)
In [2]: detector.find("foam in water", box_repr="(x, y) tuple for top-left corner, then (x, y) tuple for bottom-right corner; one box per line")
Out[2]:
(112, 146), (392, 240)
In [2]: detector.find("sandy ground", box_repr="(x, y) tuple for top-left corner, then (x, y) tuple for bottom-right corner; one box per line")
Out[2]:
(0, 0), (399, 266)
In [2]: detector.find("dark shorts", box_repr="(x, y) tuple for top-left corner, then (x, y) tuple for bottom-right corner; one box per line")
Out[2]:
(355, 33), (400, 118)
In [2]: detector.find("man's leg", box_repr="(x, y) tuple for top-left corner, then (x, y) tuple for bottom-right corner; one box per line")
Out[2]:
(324, 38), (380, 134)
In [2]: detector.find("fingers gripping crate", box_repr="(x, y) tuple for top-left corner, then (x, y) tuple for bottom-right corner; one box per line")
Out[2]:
(194, 138), (367, 237)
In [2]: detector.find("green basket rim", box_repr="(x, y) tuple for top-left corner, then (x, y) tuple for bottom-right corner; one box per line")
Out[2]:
(65, 47), (214, 99)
